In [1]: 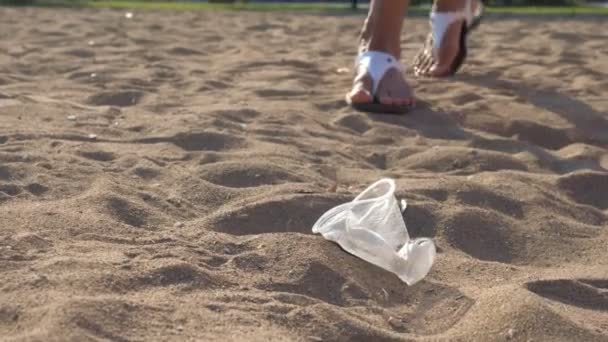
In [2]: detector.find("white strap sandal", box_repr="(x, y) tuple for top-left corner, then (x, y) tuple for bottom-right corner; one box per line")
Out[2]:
(429, 0), (484, 75)
(346, 51), (411, 114)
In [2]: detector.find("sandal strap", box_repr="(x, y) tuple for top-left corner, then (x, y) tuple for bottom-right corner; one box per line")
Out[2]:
(430, 0), (478, 59)
(464, 0), (474, 26)
(430, 11), (465, 58)
(355, 51), (405, 96)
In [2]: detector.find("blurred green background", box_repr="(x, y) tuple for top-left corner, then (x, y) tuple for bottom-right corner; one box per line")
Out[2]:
(1, 0), (606, 14)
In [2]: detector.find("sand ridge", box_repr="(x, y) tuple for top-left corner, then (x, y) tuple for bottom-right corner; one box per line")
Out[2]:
(0, 7), (607, 341)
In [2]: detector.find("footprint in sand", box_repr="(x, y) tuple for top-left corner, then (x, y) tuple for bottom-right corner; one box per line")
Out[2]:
(170, 131), (246, 152)
(25, 183), (49, 196)
(131, 166), (161, 180)
(199, 161), (304, 188)
(87, 91), (144, 107)
(105, 196), (151, 228)
(78, 150), (116, 162)
(443, 208), (518, 263)
(130, 263), (230, 290)
(315, 99), (348, 112)
(63, 49), (96, 58)
(507, 120), (572, 150)
(167, 46), (205, 56)
(0, 165), (13, 181)
(207, 194), (350, 236)
(248, 240), (474, 336)
(332, 113), (371, 134)
(254, 88), (309, 98)
(395, 147), (528, 174)
(455, 187), (525, 219)
(526, 278), (608, 311)
(0, 183), (22, 197)
(557, 171), (608, 209)
(0, 182), (47, 202)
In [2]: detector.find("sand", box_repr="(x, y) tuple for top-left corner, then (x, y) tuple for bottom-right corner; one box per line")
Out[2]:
(1, 6), (607, 341)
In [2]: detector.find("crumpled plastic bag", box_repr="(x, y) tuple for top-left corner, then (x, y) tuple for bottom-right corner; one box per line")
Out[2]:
(312, 178), (435, 285)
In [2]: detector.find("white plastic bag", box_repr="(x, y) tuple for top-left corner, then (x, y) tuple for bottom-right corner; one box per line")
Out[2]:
(312, 178), (435, 285)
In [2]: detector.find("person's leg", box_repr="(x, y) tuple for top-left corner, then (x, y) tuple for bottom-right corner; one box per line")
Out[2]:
(346, 0), (414, 107)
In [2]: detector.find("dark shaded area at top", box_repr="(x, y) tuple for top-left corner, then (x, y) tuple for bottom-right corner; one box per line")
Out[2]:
(0, 0), (586, 8)
(209, 0), (584, 6)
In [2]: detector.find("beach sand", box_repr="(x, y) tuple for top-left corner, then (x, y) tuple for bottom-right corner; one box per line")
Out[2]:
(1, 7), (607, 341)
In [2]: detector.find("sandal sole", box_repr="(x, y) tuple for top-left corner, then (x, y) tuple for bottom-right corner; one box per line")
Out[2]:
(347, 98), (412, 115)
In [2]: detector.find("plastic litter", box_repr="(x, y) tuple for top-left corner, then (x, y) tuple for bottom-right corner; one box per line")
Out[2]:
(312, 178), (435, 285)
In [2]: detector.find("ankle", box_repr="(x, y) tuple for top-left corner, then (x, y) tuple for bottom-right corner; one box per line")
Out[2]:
(358, 9), (402, 59)
(368, 40), (401, 60)
(433, 0), (466, 12)
(359, 35), (401, 60)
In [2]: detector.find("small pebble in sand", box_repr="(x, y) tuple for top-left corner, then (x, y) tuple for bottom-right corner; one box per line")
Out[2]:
(174, 221), (184, 228)
(387, 316), (408, 330)
(90, 73), (97, 78)
(32, 273), (48, 285)
(67, 115), (77, 121)
(125, 12), (133, 19)
(88, 134), (97, 140)
(87, 40), (95, 46)
(336, 67), (350, 74)
(327, 183), (338, 193)
(381, 288), (389, 301)
(506, 328), (516, 340)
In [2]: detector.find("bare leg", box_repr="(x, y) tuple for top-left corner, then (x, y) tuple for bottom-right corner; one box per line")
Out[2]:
(346, 0), (414, 107)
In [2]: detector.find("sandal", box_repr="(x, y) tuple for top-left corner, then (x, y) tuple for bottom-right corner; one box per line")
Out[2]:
(346, 51), (412, 115)
(415, 0), (484, 76)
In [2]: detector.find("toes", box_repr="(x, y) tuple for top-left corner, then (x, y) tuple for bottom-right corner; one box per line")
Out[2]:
(378, 95), (394, 106)
(347, 72), (373, 104)
(401, 94), (415, 107)
(419, 51), (435, 76)
(393, 96), (410, 106)
(350, 65), (414, 109)
(393, 98), (405, 106)
(347, 86), (372, 104)
(421, 49), (432, 69)
(415, 51), (431, 76)
(393, 97), (415, 108)
(414, 59), (426, 75)
(414, 55), (426, 75)
(429, 64), (451, 77)
(413, 50), (425, 70)
(414, 34), (435, 76)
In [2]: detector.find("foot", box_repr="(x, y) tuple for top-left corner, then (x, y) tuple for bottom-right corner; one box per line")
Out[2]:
(413, 22), (464, 77)
(346, 56), (415, 108)
(413, 0), (480, 77)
